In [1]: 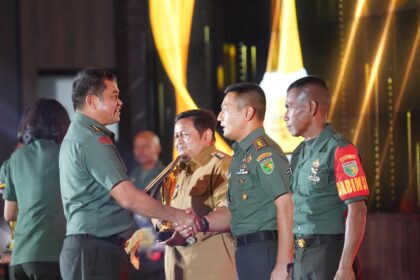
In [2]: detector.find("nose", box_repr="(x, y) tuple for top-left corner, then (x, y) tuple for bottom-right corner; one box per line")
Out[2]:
(217, 111), (223, 121)
(283, 111), (289, 122)
(118, 98), (123, 106)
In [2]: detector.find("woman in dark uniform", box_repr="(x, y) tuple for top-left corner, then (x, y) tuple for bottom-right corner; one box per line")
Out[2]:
(2, 98), (70, 280)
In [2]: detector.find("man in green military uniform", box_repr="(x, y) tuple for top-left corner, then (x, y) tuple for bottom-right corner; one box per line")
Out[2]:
(284, 76), (369, 280)
(59, 68), (195, 280)
(215, 82), (294, 280)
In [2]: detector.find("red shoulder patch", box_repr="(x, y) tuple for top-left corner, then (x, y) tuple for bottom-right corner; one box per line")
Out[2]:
(334, 144), (369, 201)
(98, 136), (113, 145)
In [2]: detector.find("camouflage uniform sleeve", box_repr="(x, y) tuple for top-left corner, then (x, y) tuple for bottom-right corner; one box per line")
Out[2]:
(1, 160), (17, 201)
(83, 135), (130, 191)
(211, 157), (231, 208)
(255, 150), (291, 200)
(334, 144), (369, 204)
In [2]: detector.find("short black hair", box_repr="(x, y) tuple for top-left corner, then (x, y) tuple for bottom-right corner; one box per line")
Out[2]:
(174, 109), (217, 141)
(287, 75), (328, 92)
(19, 98), (70, 145)
(224, 82), (266, 120)
(72, 67), (116, 110)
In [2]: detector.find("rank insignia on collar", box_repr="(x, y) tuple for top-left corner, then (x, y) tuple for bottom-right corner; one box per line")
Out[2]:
(260, 158), (274, 174)
(309, 159), (320, 182)
(253, 138), (268, 151)
(90, 125), (102, 132)
(212, 152), (226, 159)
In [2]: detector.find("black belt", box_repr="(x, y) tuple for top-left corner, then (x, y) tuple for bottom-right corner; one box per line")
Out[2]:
(294, 234), (344, 249)
(235, 230), (277, 246)
(71, 234), (127, 247)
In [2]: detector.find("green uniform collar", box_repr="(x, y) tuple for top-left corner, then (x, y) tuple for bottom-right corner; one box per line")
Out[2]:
(74, 113), (115, 138)
(236, 126), (266, 151)
(309, 123), (335, 152)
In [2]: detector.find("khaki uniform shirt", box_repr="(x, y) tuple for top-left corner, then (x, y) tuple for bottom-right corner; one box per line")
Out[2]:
(164, 145), (236, 280)
(290, 124), (369, 235)
(59, 113), (133, 237)
(228, 127), (291, 236)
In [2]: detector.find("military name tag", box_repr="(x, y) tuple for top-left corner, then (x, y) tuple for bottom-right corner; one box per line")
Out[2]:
(236, 168), (249, 175)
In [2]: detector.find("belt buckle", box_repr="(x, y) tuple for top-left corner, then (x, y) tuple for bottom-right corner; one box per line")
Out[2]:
(297, 238), (306, 248)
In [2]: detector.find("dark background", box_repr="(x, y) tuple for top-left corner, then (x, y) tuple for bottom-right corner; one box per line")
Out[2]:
(0, 1), (419, 277)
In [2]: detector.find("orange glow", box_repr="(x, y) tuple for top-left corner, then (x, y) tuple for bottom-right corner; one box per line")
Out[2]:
(330, 0), (366, 119)
(378, 22), (420, 172)
(352, 0), (397, 145)
(149, 0), (231, 155)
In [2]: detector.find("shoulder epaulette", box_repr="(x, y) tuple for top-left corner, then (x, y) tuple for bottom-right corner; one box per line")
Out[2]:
(332, 133), (351, 147)
(89, 125), (103, 133)
(252, 137), (268, 151)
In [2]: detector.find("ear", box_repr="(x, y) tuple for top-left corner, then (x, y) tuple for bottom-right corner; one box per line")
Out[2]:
(244, 106), (256, 121)
(85, 95), (97, 110)
(202, 128), (213, 143)
(308, 100), (319, 116)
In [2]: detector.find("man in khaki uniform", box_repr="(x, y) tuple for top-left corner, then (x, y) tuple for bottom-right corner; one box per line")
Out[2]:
(163, 109), (236, 280)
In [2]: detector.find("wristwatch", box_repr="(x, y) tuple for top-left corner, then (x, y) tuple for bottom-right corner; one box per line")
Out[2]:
(199, 216), (209, 233)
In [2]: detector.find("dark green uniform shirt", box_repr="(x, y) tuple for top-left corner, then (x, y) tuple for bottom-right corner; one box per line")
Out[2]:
(2, 140), (65, 265)
(228, 127), (291, 236)
(290, 124), (369, 235)
(59, 113), (133, 237)
(129, 161), (165, 190)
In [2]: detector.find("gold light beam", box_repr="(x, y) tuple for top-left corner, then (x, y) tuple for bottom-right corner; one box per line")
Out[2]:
(378, 21), (420, 173)
(352, 0), (397, 145)
(330, 0), (366, 119)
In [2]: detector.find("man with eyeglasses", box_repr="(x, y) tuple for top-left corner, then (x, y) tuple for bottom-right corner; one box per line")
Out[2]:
(161, 109), (236, 280)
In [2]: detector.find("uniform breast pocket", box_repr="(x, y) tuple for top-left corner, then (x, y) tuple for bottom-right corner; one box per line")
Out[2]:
(237, 178), (260, 212)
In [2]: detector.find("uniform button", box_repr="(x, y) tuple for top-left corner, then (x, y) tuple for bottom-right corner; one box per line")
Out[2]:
(298, 226), (301, 231)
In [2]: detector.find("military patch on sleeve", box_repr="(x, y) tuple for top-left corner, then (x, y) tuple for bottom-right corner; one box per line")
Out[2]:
(260, 158), (274, 174)
(256, 152), (271, 162)
(253, 138), (268, 151)
(98, 136), (113, 145)
(342, 161), (358, 177)
(335, 144), (369, 201)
